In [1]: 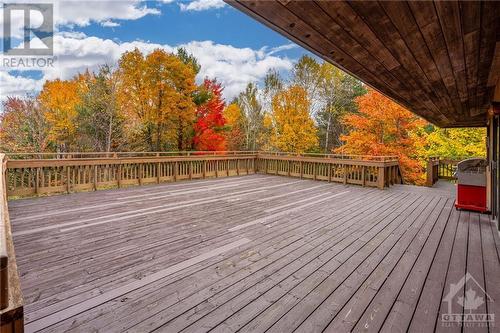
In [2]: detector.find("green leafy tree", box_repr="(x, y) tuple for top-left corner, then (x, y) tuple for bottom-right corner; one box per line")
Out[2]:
(77, 65), (126, 152)
(424, 127), (486, 159)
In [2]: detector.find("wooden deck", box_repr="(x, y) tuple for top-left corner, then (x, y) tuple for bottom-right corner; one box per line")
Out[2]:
(8, 175), (500, 332)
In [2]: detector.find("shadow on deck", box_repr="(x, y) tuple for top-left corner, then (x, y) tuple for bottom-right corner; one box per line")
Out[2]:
(8, 175), (500, 332)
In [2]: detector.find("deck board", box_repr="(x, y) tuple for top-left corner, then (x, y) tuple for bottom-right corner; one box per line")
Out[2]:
(8, 175), (499, 332)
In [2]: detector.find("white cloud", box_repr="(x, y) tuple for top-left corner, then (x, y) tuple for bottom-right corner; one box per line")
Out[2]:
(0, 72), (44, 98)
(54, 0), (159, 27)
(0, 1), (159, 38)
(179, 0), (226, 12)
(101, 20), (120, 28)
(1, 34), (294, 102)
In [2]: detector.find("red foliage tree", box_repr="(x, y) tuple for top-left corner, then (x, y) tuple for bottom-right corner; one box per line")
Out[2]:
(193, 79), (227, 151)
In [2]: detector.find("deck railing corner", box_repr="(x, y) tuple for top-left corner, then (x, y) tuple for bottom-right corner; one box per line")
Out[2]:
(0, 153), (24, 333)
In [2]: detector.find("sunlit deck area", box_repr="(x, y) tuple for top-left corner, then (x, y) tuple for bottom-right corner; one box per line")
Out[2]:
(9, 174), (500, 332)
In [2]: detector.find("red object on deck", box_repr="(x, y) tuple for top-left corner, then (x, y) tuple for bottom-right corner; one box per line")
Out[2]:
(455, 184), (487, 213)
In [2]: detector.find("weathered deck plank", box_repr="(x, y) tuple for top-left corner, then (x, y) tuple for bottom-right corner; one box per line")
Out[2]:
(7, 175), (499, 332)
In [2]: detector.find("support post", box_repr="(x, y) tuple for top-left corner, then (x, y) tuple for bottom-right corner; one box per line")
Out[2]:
(35, 167), (40, 195)
(426, 159), (434, 187)
(328, 163), (332, 183)
(300, 161), (303, 179)
(361, 165), (366, 187)
(118, 164), (122, 188)
(157, 162), (161, 183)
(189, 161), (193, 180)
(66, 167), (71, 193)
(343, 164), (347, 185)
(203, 160), (207, 178)
(93, 165), (98, 190)
(377, 166), (385, 189)
(174, 161), (178, 181)
(138, 164), (143, 186)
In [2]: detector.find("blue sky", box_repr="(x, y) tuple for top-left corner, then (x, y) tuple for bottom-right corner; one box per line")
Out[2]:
(1, 0), (314, 101)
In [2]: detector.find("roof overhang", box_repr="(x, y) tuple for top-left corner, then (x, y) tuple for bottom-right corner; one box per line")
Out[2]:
(227, 0), (500, 128)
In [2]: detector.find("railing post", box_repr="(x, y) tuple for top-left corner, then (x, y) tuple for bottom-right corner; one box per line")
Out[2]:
(313, 162), (317, 180)
(138, 164), (143, 186)
(328, 162), (332, 182)
(66, 166), (71, 193)
(174, 161), (178, 181)
(426, 158), (434, 187)
(236, 159), (240, 176)
(35, 167), (40, 195)
(157, 162), (161, 184)
(203, 160), (207, 178)
(227, 159), (230, 177)
(93, 165), (98, 190)
(189, 161), (193, 180)
(361, 165), (366, 187)
(215, 160), (219, 178)
(287, 160), (291, 177)
(117, 164), (122, 188)
(377, 166), (385, 189)
(300, 160), (303, 179)
(343, 164), (347, 185)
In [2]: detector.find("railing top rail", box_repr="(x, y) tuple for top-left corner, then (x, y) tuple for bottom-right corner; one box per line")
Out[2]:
(5, 151), (260, 160)
(257, 151), (399, 162)
(5, 151), (399, 162)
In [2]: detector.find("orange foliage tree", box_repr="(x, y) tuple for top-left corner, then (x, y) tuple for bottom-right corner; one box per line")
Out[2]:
(193, 79), (227, 151)
(224, 102), (246, 151)
(337, 89), (427, 185)
(38, 78), (83, 151)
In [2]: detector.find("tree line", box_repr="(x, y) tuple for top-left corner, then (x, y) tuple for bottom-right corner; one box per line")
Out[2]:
(0, 50), (486, 185)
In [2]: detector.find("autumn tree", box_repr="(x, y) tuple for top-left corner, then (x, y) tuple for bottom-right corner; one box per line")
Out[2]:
(270, 85), (318, 153)
(193, 79), (227, 151)
(237, 82), (264, 150)
(337, 89), (427, 185)
(38, 78), (82, 151)
(425, 127), (486, 159)
(316, 63), (366, 152)
(76, 65), (126, 152)
(0, 96), (50, 152)
(117, 48), (197, 151)
(224, 102), (246, 151)
(292, 55), (322, 115)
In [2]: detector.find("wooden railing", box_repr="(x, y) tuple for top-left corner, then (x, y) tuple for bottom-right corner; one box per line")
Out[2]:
(4, 151), (403, 198)
(0, 153), (24, 332)
(257, 154), (402, 189)
(6, 154), (257, 198)
(426, 157), (461, 186)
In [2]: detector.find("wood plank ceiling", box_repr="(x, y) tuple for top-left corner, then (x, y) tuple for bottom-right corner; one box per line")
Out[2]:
(226, 0), (500, 127)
